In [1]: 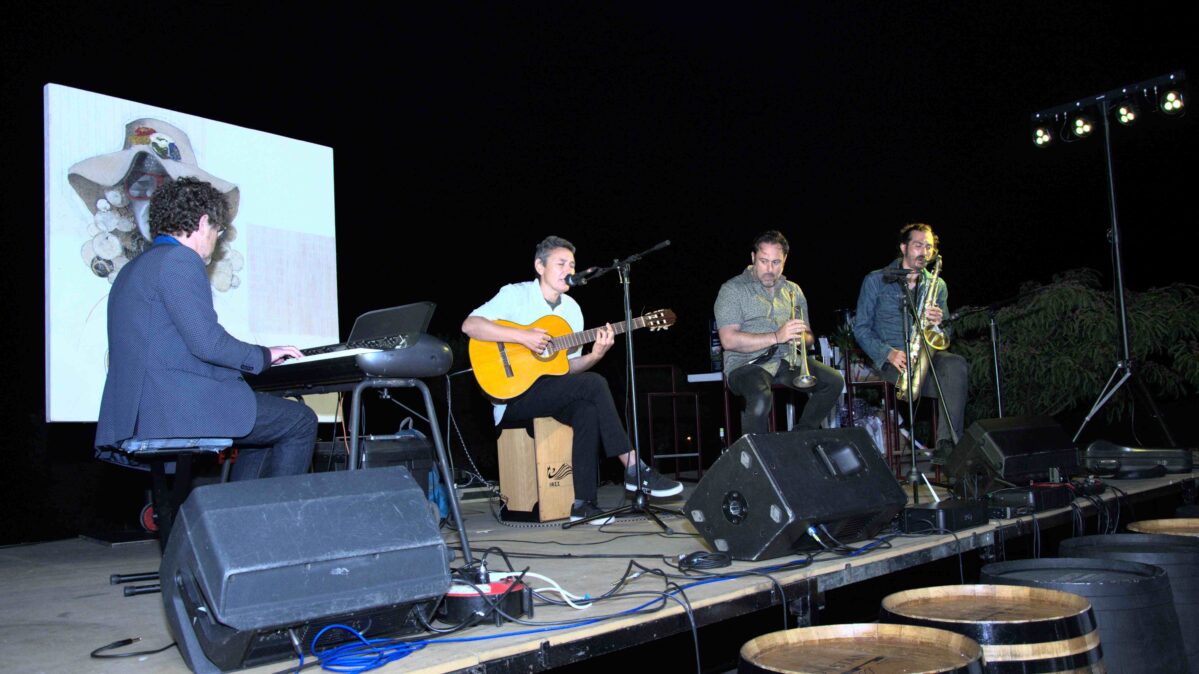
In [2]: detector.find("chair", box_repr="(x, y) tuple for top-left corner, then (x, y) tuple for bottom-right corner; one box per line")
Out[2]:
(497, 418), (574, 521)
(634, 365), (703, 481)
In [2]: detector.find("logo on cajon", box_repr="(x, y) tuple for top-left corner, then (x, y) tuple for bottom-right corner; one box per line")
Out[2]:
(546, 463), (573, 486)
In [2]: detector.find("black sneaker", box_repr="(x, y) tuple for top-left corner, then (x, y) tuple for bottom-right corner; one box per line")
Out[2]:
(624, 463), (683, 498)
(569, 500), (614, 526)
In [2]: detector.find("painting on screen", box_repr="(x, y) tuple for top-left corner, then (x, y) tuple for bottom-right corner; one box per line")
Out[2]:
(44, 84), (339, 422)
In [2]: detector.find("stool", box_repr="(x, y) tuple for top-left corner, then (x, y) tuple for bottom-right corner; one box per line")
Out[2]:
(113, 437), (234, 548)
(845, 378), (900, 469)
(845, 373), (939, 479)
(105, 437), (232, 597)
(497, 418), (574, 521)
(722, 376), (798, 445)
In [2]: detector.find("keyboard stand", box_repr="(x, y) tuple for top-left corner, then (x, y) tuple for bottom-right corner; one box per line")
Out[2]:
(263, 377), (475, 566)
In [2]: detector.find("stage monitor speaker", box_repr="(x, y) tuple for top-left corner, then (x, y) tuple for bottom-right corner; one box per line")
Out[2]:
(946, 416), (1078, 494)
(160, 466), (451, 673)
(684, 428), (906, 561)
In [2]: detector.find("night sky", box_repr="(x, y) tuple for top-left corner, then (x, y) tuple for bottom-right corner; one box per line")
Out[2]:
(3, 3), (1196, 535)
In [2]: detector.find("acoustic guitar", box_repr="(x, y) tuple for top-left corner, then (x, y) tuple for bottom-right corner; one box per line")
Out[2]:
(468, 309), (676, 400)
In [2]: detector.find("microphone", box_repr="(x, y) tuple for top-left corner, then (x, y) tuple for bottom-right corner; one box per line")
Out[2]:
(566, 267), (599, 287)
(881, 268), (914, 283)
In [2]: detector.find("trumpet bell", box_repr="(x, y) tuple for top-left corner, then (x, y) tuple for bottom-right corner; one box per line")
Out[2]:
(793, 374), (818, 389)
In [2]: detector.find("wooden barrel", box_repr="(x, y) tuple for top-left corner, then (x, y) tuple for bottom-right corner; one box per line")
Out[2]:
(1061, 533), (1199, 673)
(980, 558), (1187, 673)
(739, 623), (983, 674)
(879, 585), (1104, 673)
(1128, 517), (1199, 537)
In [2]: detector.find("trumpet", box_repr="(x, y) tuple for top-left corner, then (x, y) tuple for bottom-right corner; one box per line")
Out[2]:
(792, 304), (816, 389)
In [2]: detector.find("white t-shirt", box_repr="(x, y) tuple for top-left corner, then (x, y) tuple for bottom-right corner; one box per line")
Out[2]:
(469, 279), (584, 424)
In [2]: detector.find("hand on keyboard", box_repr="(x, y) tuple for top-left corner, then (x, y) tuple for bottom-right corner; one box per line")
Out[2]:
(269, 346), (304, 364)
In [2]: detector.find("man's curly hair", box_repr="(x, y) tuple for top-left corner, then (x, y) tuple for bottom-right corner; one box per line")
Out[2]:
(148, 176), (229, 238)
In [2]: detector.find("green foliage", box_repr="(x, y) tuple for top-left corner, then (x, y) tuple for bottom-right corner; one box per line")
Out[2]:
(953, 269), (1199, 423)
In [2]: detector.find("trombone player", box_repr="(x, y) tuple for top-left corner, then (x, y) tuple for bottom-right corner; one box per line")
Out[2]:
(853, 223), (968, 464)
(715, 230), (844, 437)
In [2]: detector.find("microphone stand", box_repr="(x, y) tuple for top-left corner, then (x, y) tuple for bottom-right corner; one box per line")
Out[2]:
(988, 306), (1005, 418)
(948, 287), (1064, 421)
(914, 312), (960, 448)
(563, 241), (680, 531)
(899, 277), (923, 503)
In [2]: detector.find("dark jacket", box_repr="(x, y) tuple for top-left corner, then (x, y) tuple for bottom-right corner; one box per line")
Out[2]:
(95, 241), (269, 448)
(853, 258), (947, 370)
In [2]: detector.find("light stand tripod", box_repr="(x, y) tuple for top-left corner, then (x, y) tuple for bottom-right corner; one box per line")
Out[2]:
(563, 240), (681, 531)
(1071, 106), (1176, 446)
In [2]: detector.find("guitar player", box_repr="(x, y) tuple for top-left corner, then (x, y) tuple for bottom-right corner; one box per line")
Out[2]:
(462, 235), (682, 524)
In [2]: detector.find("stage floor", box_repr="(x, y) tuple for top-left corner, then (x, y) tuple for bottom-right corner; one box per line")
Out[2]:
(1, 471), (1194, 674)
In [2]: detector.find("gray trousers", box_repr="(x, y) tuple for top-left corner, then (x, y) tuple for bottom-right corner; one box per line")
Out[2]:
(879, 350), (969, 444)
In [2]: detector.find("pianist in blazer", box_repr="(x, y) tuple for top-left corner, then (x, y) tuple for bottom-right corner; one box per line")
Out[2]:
(94, 177), (316, 480)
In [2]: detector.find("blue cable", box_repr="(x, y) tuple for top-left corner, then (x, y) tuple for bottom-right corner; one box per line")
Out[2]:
(306, 556), (819, 672)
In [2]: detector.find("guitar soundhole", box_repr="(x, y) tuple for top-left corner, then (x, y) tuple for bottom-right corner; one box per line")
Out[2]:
(534, 341), (556, 361)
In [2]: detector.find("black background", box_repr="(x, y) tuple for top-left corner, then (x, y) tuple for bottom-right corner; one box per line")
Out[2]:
(3, 2), (1196, 543)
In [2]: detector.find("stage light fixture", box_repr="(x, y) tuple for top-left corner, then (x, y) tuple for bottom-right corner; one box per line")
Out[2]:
(1160, 89), (1184, 115)
(1029, 69), (1186, 445)
(1114, 100), (1138, 125)
(1030, 111), (1061, 148)
(1070, 113), (1094, 138)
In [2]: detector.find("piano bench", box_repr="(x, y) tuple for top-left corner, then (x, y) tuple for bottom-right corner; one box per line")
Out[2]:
(116, 437), (233, 549)
(497, 418), (574, 521)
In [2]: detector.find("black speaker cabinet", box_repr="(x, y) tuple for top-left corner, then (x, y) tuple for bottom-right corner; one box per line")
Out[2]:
(684, 428), (906, 561)
(160, 466), (450, 673)
(947, 416), (1078, 494)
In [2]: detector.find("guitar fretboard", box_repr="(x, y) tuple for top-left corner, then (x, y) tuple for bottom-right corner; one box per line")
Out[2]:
(549, 317), (645, 354)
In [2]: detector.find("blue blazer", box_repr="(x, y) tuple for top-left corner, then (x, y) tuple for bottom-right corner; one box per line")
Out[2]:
(95, 242), (269, 448)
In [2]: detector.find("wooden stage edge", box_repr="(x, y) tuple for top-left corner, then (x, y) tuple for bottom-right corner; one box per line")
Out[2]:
(0, 471), (1194, 674)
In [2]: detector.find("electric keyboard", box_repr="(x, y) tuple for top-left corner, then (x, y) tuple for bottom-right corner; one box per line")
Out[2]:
(246, 334), (453, 392)
(301, 334), (409, 356)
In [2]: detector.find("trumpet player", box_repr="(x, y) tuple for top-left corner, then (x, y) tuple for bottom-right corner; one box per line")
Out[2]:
(852, 223), (968, 464)
(715, 230), (844, 436)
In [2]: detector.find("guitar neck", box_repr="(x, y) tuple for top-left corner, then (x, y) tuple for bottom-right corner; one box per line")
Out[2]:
(551, 316), (644, 353)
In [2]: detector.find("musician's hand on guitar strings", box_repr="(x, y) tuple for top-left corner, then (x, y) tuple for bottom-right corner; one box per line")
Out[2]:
(269, 345), (304, 365)
(517, 327), (552, 355)
(591, 323), (615, 359)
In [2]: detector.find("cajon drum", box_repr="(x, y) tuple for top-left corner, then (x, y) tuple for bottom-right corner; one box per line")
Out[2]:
(498, 418), (574, 521)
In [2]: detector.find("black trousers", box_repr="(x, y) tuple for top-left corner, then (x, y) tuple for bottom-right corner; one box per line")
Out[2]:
(501, 372), (630, 502)
(727, 358), (844, 436)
